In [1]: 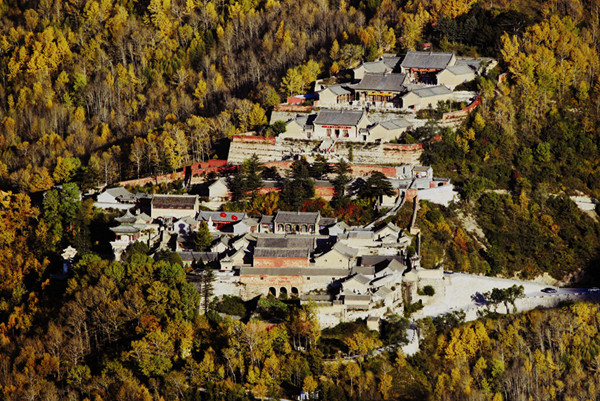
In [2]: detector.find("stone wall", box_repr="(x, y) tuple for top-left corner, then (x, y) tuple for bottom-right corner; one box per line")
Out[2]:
(227, 136), (289, 164)
(338, 144), (424, 166)
(228, 136), (426, 166)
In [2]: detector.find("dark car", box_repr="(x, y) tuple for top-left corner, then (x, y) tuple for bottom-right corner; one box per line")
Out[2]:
(541, 287), (557, 293)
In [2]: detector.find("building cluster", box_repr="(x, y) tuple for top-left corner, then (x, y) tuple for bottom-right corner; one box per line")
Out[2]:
(208, 163), (457, 206)
(181, 210), (446, 326)
(98, 173), (449, 326)
(280, 109), (416, 143)
(280, 51), (492, 143)
(99, 162), (456, 258)
(323, 51), (482, 109)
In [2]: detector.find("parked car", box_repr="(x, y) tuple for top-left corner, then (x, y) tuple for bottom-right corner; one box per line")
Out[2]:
(541, 287), (557, 293)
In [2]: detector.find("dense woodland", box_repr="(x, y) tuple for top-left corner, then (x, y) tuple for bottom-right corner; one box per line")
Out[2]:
(1, 0), (597, 192)
(3, 0), (600, 399)
(2, 199), (600, 400)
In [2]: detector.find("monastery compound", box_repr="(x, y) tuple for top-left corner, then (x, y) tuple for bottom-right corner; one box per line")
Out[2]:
(91, 51), (576, 329)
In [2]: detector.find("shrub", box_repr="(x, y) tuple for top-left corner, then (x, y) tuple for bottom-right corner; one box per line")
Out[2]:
(404, 300), (424, 317)
(423, 285), (435, 296)
(215, 295), (247, 316)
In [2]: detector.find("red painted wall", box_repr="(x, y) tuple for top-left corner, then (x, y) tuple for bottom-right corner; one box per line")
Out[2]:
(253, 257), (309, 268)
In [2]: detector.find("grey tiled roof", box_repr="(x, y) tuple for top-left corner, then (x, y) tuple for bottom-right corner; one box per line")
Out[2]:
(115, 210), (137, 223)
(313, 110), (365, 127)
(274, 211), (320, 225)
(178, 251), (220, 263)
(340, 231), (373, 240)
(346, 273), (371, 286)
(351, 266), (375, 276)
(261, 180), (279, 188)
(319, 217), (337, 226)
(375, 222), (401, 234)
(353, 73), (407, 92)
(314, 180), (334, 188)
(374, 286), (392, 297)
(455, 59), (482, 70)
(378, 118), (413, 131)
(445, 65), (475, 76)
(256, 236), (315, 251)
(322, 85), (352, 96)
(254, 247), (309, 258)
(387, 259), (406, 273)
(291, 114), (317, 129)
(239, 218), (258, 226)
(382, 56), (402, 69)
(259, 215), (274, 224)
(152, 194), (198, 208)
(401, 51), (454, 70)
(360, 61), (389, 73)
(333, 242), (359, 258)
(110, 225), (141, 234)
(408, 85), (453, 98)
(105, 187), (133, 199)
(135, 192), (153, 200)
(198, 211), (246, 223)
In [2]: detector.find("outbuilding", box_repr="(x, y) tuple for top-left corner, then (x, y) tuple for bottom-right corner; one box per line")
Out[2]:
(312, 110), (371, 141)
(401, 85), (454, 111)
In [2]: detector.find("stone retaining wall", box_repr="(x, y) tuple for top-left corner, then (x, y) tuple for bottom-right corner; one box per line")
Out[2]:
(228, 136), (425, 166)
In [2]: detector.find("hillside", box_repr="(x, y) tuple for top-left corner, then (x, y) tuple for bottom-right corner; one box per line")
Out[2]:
(1, 0), (600, 399)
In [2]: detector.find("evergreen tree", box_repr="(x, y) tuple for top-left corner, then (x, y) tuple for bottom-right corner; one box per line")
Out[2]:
(228, 154), (264, 201)
(331, 159), (352, 206)
(193, 221), (213, 252)
(241, 154), (263, 198)
(201, 265), (215, 314)
(309, 155), (330, 179)
(357, 171), (396, 200)
(280, 158), (314, 209)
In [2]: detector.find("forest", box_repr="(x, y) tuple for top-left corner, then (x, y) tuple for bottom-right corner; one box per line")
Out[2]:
(1, 0), (597, 193)
(2, 0), (600, 399)
(2, 198), (600, 400)
(0, 187), (600, 401)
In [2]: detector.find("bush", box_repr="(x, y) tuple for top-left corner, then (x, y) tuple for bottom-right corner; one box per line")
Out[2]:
(256, 297), (289, 322)
(423, 285), (435, 296)
(215, 295), (247, 317)
(404, 300), (424, 317)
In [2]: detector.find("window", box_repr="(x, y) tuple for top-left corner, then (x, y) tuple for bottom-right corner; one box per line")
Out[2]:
(326, 128), (331, 136)
(343, 129), (349, 137)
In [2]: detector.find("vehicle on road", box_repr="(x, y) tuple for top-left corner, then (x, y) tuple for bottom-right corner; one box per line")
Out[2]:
(589, 287), (599, 292)
(541, 287), (557, 293)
